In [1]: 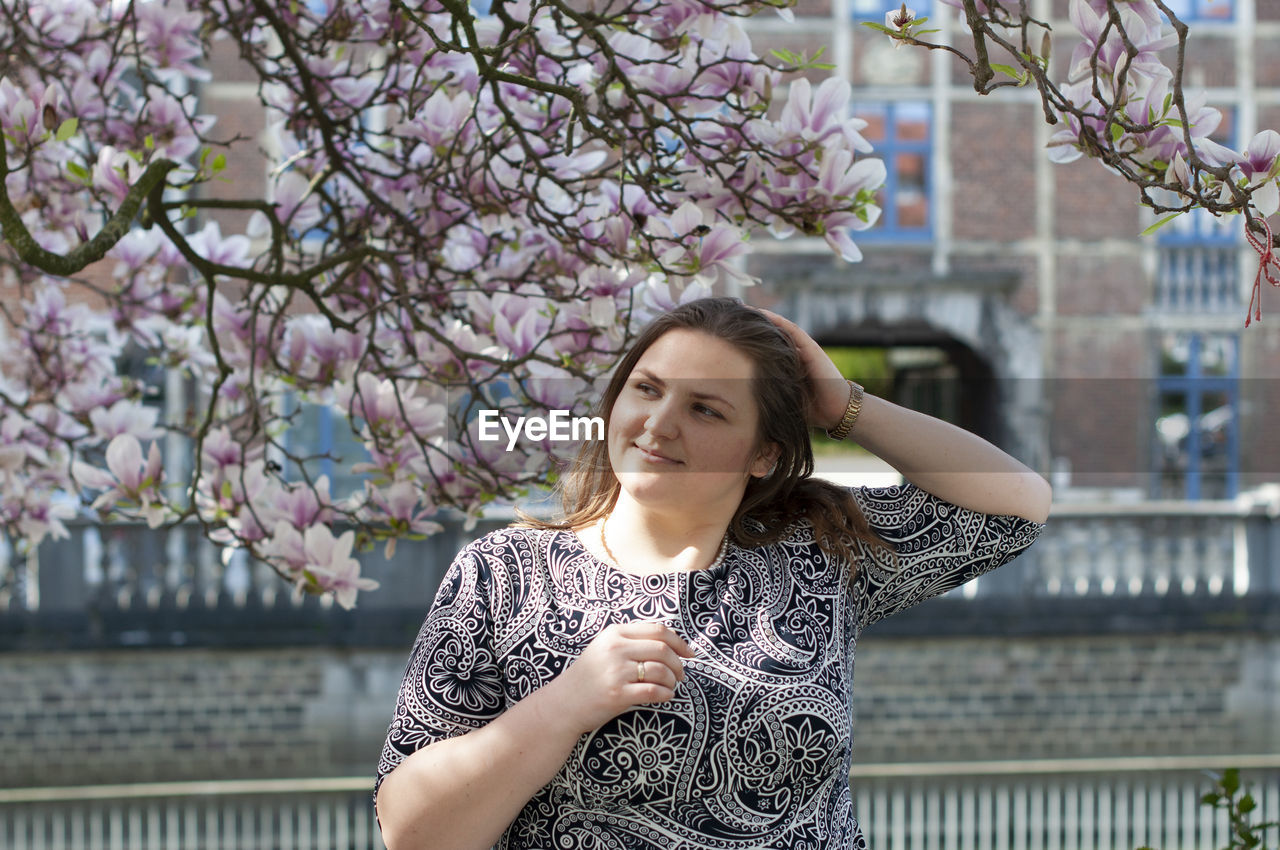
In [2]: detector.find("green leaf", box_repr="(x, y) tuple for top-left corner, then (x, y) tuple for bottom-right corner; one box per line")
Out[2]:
(66, 161), (90, 182)
(1141, 212), (1183, 236)
(1110, 122), (1125, 143)
(54, 117), (78, 142)
(1240, 793), (1257, 814)
(144, 134), (154, 150)
(1223, 769), (1241, 795)
(211, 153), (227, 173)
(860, 21), (897, 34)
(990, 63), (1022, 79)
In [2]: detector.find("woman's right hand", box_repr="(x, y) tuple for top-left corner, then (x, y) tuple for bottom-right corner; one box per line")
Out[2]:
(547, 620), (696, 736)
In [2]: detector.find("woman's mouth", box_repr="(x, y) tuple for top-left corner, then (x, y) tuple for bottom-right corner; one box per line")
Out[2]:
(635, 444), (682, 465)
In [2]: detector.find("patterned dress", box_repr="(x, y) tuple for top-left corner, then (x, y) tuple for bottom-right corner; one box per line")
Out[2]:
(376, 484), (1044, 849)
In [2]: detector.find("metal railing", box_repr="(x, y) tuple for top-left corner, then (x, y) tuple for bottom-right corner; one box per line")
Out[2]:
(2, 757), (1278, 850)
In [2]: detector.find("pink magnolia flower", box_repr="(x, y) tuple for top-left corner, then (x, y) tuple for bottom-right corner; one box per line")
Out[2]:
(134, 0), (208, 79)
(92, 146), (144, 204)
(398, 89), (476, 149)
(364, 481), (444, 557)
(89, 399), (164, 443)
(1067, 0), (1176, 85)
(267, 477), (335, 530)
(779, 78), (872, 153)
(271, 170), (325, 233)
(92, 434), (167, 528)
(263, 522), (378, 609)
(885, 6), (918, 45)
(138, 87), (210, 162)
(340, 373), (447, 442)
(1233, 130), (1280, 217)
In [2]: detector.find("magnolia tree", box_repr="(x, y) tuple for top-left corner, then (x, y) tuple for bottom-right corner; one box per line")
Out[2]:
(0, 0), (1274, 608)
(879, 0), (1280, 321)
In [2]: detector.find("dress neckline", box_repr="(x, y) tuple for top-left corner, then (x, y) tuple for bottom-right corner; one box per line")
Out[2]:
(563, 527), (735, 579)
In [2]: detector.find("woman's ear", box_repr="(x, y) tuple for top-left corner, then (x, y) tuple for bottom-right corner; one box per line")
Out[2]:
(749, 442), (782, 478)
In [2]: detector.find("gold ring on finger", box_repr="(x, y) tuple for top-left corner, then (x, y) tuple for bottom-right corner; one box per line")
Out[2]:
(637, 661), (646, 683)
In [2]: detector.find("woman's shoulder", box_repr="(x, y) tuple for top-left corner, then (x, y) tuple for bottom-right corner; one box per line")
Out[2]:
(740, 514), (821, 547)
(455, 524), (552, 561)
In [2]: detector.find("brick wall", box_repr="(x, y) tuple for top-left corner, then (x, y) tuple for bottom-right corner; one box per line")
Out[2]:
(950, 103), (1038, 242)
(852, 632), (1273, 763)
(2, 631), (1275, 788)
(1240, 326), (1280, 491)
(0, 648), (405, 788)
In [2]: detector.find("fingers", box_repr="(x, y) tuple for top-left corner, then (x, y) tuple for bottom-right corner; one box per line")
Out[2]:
(615, 620), (696, 659)
(630, 641), (688, 684)
(632, 660), (680, 694)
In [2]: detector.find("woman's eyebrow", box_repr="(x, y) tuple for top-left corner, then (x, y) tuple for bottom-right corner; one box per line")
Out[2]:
(634, 369), (737, 411)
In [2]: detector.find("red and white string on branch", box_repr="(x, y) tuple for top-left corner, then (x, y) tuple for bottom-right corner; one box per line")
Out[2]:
(1245, 216), (1280, 327)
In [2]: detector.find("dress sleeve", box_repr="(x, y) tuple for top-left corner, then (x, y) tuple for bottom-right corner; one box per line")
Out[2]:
(374, 537), (507, 803)
(849, 482), (1045, 634)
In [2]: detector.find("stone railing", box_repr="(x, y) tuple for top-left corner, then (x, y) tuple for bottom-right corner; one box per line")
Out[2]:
(1153, 244), (1241, 314)
(2, 491), (1278, 648)
(971, 494), (1280, 599)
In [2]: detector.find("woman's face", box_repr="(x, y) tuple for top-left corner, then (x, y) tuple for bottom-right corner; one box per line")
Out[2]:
(608, 328), (777, 515)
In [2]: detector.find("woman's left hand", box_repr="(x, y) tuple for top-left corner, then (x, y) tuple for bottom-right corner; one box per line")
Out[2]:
(755, 308), (851, 432)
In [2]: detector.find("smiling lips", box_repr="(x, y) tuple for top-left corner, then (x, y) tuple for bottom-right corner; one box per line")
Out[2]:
(635, 444), (682, 465)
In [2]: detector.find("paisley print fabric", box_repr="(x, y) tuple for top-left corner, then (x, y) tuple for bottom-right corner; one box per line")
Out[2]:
(376, 484), (1044, 848)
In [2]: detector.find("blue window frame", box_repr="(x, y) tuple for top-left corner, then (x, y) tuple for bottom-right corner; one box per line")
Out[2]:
(850, 0), (932, 18)
(1153, 333), (1239, 500)
(1157, 105), (1239, 247)
(851, 101), (932, 242)
(1161, 0), (1233, 21)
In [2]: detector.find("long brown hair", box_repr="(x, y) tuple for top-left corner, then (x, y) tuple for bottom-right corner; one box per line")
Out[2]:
(521, 297), (889, 569)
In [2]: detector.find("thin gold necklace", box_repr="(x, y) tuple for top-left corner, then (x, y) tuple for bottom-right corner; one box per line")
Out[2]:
(599, 520), (730, 574)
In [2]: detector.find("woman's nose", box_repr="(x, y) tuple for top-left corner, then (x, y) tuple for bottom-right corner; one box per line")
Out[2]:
(644, 399), (680, 438)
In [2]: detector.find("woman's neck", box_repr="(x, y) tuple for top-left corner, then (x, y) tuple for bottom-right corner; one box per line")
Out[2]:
(595, 496), (733, 574)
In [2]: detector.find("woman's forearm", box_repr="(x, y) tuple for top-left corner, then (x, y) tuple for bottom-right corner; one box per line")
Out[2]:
(376, 681), (583, 850)
(849, 393), (1052, 523)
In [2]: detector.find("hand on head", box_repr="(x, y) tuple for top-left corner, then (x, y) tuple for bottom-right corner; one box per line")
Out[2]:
(752, 308), (853, 432)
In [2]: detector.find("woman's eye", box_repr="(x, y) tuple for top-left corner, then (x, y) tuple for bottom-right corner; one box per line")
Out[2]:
(634, 382), (658, 396)
(694, 404), (721, 418)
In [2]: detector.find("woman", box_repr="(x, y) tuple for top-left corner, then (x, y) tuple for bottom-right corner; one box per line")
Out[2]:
(375, 297), (1051, 849)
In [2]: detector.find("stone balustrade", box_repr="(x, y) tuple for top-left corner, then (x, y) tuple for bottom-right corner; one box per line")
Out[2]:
(2, 490), (1278, 648)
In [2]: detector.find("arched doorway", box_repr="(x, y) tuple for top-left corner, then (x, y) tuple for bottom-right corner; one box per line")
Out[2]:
(816, 322), (1000, 446)
(758, 267), (1047, 471)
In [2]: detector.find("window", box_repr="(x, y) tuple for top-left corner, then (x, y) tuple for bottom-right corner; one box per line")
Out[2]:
(1153, 333), (1239, 500)
(1157, 105), (1237, 247)
(1161, 0), (1233, 21)
(1152, 107), (1239, 312)
(850, 0), (932, 18)
(283, 401), (371, 500)
(851, 101), (932, 241)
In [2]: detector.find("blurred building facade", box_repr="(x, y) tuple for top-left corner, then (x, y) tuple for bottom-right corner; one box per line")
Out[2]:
(3, 0), (1280, 846)
(741, 0), (1280, 504)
